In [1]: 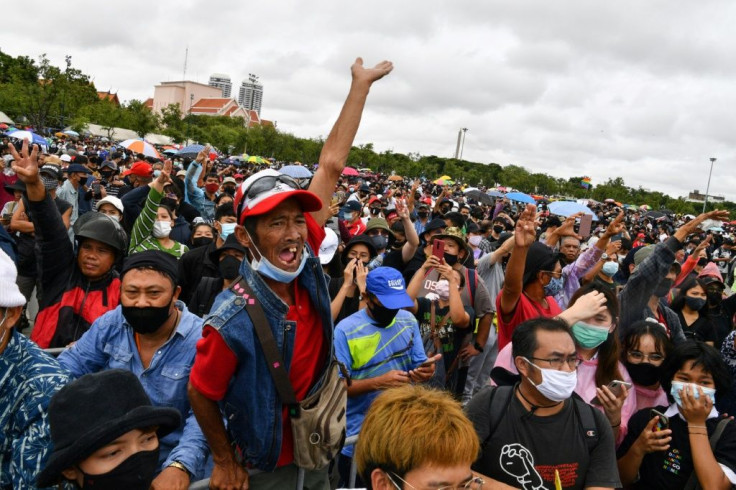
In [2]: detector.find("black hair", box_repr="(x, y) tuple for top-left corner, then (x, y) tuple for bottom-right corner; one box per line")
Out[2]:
(215, 202), (236, 221)
(157, 204), (174, 220)
(191, 222), (215, 236)
(205, 172), (219, 182)
(569, 282), (622, 387)
(214, 193), (233, 205)
(661, 340), (731, 403)
(671, 277), (709, 314)
(511, 318), (572, 360)
(443, 211), (465, 228)
(620, 320), (673, 364)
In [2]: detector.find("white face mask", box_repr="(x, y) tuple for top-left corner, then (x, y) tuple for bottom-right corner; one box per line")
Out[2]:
(524, 357), (577, 402)
(468, 235), (482, 247)
(434, 280), (451, 300)
(153, 220), (172, 238)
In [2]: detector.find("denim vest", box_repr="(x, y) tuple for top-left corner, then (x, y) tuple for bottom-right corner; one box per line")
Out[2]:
(205, 249), (334, 471)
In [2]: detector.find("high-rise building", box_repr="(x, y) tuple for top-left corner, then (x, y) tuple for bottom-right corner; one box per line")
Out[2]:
(238, 74), (263, 116)
(208, 73), (232, 98)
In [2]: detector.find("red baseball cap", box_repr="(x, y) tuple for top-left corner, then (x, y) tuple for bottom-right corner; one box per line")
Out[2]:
(122, 161), (153, 177)
(235, 169), (322, 224)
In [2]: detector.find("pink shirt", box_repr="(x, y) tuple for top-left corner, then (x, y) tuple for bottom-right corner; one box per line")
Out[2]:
(633, 384), (668, 412)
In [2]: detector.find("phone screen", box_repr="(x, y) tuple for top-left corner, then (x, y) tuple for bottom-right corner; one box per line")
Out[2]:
(651, 409), (669, 431)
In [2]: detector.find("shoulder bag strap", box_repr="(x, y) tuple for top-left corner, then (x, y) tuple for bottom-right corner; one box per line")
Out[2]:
(230, 277), (299, 409)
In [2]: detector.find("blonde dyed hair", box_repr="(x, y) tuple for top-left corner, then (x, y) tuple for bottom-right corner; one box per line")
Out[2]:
(354, 385), (479, 482)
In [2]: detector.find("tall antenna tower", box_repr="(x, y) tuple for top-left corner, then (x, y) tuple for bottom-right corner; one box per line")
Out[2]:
(182, 46), (189, 80)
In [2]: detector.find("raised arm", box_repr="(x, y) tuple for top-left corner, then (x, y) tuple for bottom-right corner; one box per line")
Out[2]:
(396, 198), (420, 263)
(499, 204), (537, 318)
(309, 58), (393, 227)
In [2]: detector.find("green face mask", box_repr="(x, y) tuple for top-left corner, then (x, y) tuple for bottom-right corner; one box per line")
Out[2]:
(571, 321), (610, 349)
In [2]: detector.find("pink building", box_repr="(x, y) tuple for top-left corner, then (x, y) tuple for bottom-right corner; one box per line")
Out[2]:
(152, 81), (222, 115)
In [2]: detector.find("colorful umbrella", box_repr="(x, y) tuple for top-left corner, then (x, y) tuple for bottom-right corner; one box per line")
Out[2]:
(119, 139), (162, 159)
(279, 165), (313, 179)
(342, 167), (359, 176)
(247, 155), (268, 165)
(0, 123), (7, 130)
(7, 130), (48, 148)
(504, 191), (536, 205)
(433, 175), (454, 185)
(387, 175), (403, 182)
(639, 204), (651, 210)
(548, 201), (598, 220)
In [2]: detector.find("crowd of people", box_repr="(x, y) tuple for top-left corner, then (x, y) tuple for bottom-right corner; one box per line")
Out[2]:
(1, 57), (736, 490)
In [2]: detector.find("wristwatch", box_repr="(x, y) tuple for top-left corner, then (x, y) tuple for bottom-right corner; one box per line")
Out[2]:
(600, 253), (609, 261)
(473, 341), (484, 353)
(168, 461), (191, 477)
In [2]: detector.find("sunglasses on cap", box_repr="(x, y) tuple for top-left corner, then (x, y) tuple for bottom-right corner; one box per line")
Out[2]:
(237, 174), (301, 217)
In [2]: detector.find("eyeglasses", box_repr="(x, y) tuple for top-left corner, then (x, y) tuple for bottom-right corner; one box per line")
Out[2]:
(386, 472), (484, 490)
(627, 351), (665, 363)
(529, 356), (582, 370)
(540, 270), (562, 278)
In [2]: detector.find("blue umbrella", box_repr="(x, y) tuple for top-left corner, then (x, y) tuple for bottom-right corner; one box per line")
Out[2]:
(163, 148), (179, 155)
(548, 201), (598, 221)
(488, 190), (505, 198)
(280, 165), (313, 179)
(7, 129), (48, 148)
(504, 191), (536, 205)
(177, 144), (206, 158)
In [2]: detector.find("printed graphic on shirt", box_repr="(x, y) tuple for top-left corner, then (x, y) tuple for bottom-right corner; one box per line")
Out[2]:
(499, 443), (545, 490)
(662, 448), (683, 476)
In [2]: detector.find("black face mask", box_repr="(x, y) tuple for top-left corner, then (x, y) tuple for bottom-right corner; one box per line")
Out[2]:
(219, 255), (241, 280)
(653, 278), (673, 298)
(624, 361), (661, 387)
(191, 237), (213, 248)
(369, 207), (381, 216)
(122, 303), (173, 335)
(493, 225), (505, 234)
(417, 211), (429, 219)
(100, 171), (114, 181)
(697, 257), (708, 267)
(443, 252), (459, 266)
(223, 187), (235, 196)
(81, 448), (159, 490)
(368, 303), (399, 328)
(707, 290), (723, 306)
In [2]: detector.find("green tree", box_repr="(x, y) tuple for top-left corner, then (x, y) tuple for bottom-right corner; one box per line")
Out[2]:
(123, 99), (159, 138)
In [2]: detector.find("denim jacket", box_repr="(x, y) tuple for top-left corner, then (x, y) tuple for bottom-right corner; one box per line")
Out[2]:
(57, 302), (209, 479)
(204, 250), (334, 471)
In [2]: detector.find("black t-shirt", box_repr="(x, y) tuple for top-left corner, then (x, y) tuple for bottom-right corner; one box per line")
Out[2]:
(617, 406), (736, 489)
(466, 386), (620, 490)
(676, 311), (717, 343)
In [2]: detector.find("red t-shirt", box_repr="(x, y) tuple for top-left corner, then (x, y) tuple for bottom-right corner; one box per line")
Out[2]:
(347, 219), (366, 238)
(496, 291), (562, 351)
(190, 213), (328, 467)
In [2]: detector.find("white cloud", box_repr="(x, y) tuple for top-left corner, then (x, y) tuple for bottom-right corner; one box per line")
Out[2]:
(2, 0), (735, 200)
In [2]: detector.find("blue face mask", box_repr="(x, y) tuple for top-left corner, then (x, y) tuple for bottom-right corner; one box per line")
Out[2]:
(247, 232), (307, 283)
(220, 222), (236, 240)
(571, 321), (610, 349)
(544, 276), (564, 297)
(601, 261), (619, 277)
(670, 381), (716, 407)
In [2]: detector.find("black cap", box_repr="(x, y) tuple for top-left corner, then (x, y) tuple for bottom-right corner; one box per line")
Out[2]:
(122, 250), (179, 284)
(423, 218), (447, 235)
(342, 200), (362, 212)
(209, 233), (247, 263)
(36, 370), (180, 487)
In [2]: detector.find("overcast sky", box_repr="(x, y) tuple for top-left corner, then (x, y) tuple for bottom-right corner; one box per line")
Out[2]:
(3, 0), (735, 201)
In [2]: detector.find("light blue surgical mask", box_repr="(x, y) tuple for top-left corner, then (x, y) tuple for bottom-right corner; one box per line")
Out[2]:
(246, 232), (307, 283)
(601, 261), (619, 277)
(544, 276), (564, 297)
(571, 321), (610, 349)
(220, 222), (236, 240)
(670, 381), (716, 407)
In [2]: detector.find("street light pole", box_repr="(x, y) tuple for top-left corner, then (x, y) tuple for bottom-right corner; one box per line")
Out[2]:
(459, 128), (468, 160)
(703, 157), (717, 213)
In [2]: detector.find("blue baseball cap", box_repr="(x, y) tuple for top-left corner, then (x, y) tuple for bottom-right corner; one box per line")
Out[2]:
(366, 267), (413, 309)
